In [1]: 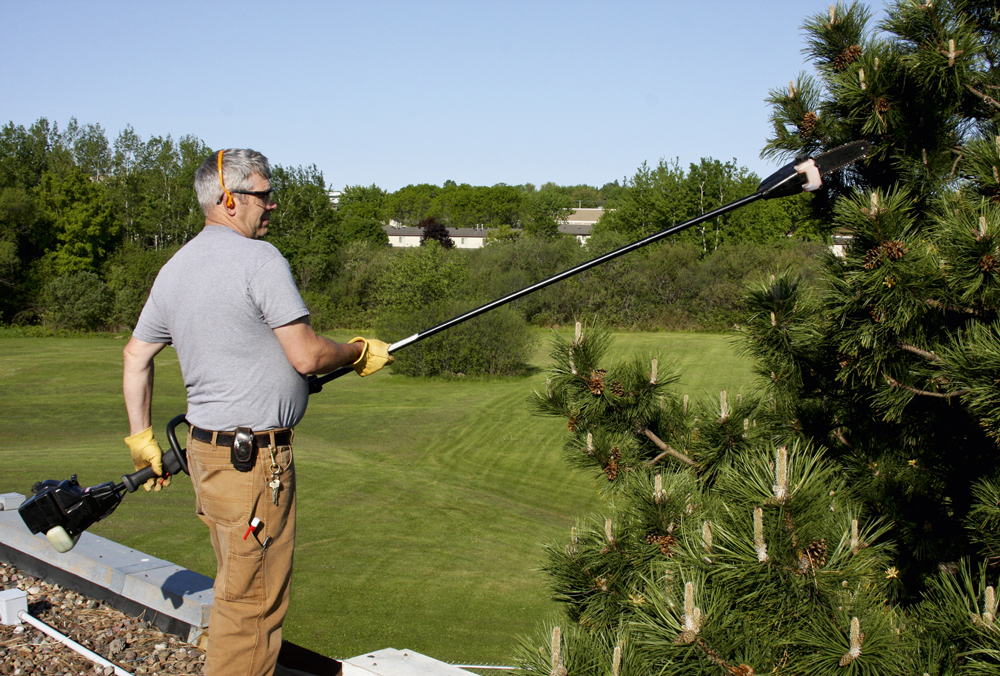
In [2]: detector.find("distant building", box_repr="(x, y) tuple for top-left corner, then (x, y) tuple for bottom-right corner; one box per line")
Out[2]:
(382, 208), (607, 248)
(383, 226), (488, 249)
(831, 229), (853, 258)
(560, 207), (604, 244)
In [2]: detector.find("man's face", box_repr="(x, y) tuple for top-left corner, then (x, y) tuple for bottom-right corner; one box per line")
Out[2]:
(238, 174), (276, 239)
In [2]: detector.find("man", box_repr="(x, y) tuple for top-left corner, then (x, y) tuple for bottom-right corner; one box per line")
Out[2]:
(122, 148), (391, 676)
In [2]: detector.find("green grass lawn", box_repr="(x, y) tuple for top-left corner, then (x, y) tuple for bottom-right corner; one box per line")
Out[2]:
(0, 329), (751, 663)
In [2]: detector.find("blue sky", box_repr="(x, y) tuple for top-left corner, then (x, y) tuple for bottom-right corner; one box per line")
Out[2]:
(3, 1), (879, 192)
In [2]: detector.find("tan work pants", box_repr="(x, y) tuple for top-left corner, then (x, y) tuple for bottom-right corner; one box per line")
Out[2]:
(187, 430), (296, 676)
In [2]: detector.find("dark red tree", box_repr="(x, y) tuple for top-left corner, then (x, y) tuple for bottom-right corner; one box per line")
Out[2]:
(418, 217), (454, 249)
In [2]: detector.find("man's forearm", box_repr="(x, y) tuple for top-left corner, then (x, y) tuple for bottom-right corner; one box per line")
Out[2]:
(273, 318), (365, 375)
(124, 359), (154, 434)
(123, 337), (165, 434)
(310, 334), (366, 374)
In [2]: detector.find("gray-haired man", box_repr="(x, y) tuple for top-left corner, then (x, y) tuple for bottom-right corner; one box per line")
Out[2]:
(123, 148), (391, 676)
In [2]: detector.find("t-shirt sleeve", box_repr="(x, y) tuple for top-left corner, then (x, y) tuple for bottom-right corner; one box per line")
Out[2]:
(132, 291), (173, 344)
(249, 254), (311, 329)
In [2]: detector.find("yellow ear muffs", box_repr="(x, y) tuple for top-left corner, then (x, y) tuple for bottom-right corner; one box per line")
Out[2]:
(218, 150), (235, 209)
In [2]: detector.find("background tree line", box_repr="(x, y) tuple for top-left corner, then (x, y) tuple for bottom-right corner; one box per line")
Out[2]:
(1, 116), (827, 353)
(374, 181), (625, 237)
(349, 158), (821, 246)
(0, 118), (387, 330)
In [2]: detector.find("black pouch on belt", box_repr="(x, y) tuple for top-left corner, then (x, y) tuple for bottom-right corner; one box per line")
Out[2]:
(231, 427), (258, 472)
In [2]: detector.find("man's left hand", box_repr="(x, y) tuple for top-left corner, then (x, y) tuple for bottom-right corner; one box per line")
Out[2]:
(125, 427), (171, 492)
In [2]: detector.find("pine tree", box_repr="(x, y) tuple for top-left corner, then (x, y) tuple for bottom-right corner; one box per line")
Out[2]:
(757, 0), (1000, 589)
(515, 323), (907, 675)
(514, 2), (1000, 673)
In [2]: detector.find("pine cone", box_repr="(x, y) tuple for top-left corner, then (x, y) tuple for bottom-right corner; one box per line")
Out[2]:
(863, 247), (881, 269)
(609, 379), (625, 397)
(646, 533), (679, 557)
(883, 240), (907, 260)
(797, 539), (828, 573)
(833, 44), (862, 70)
(799, 111), (819, 138)
(604, 447), (622, 480)
(864, 241), (908, 269)
(567, 417), (578, 431)
(807, 539), (828, 567)
(587, 369), (607, 395)
(874, 97), (891, 113)
(980, 254), (999, 273)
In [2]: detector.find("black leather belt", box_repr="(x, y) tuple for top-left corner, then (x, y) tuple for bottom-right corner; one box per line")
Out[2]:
(191, 426), (292, 448)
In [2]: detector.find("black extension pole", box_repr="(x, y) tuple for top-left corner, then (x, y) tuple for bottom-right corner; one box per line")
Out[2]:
(307, 140), (871, 394)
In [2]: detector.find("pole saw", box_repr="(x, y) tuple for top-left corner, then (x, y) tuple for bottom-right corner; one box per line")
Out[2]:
(17, 140), (871, 553)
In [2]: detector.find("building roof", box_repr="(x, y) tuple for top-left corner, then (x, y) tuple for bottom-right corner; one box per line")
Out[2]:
(565, 208), (604, 225)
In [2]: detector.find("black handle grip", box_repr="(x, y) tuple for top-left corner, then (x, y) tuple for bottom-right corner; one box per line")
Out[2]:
(122, 465), (159, 493)
(308, 366), (354, 394)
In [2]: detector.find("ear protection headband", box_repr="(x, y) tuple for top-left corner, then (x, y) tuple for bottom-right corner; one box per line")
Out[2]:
(217, 150), (235, 209)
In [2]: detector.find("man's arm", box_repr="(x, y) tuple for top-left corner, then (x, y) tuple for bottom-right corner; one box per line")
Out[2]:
(123, 336), (168, 435)
(273, 317), (366, 375)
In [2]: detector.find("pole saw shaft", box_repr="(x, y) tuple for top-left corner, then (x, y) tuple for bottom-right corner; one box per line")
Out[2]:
(308, 192), (761, 392)
(307, 140), (871, 393)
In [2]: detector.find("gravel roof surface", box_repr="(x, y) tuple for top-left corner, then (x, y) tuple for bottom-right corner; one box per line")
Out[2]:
(0, 560), (205, 675)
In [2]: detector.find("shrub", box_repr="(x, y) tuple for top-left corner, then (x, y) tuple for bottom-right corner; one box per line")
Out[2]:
(41, 271), (112, 331)
(377, 301), (538, 377)
(376, 240), (467, 313)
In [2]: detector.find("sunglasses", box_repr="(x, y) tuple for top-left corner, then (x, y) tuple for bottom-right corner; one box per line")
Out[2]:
(217, 188), (275, 204)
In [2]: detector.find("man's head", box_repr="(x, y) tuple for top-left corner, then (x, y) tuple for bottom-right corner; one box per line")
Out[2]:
(194, 149), (275, 238)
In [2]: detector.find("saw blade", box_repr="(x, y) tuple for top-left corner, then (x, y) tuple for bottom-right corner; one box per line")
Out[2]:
(813, 140), (871, 176)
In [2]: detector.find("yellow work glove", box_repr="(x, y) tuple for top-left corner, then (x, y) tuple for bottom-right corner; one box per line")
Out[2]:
(349, 337), (394, 376)
(125, 426), (171, 492)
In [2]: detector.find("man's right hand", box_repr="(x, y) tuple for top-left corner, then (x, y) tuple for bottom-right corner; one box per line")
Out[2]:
(349, 337), (394, 376)
(125, 427), (171, 492)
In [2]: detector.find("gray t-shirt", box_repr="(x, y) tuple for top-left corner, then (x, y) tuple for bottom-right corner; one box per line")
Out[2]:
(133, 225), (311, 431)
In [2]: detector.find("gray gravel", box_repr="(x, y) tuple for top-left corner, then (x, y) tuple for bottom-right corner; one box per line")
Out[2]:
(0, 561), (205, 675)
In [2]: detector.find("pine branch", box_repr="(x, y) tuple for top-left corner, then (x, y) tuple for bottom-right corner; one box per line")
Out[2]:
(967, 84), (1000, 111)
(641, 427), (697, 468)
(884, 374), (969, 399)
(833, 427), (853, 448)
(949, 148), (963, 179)
(899, 343), (943, 362)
